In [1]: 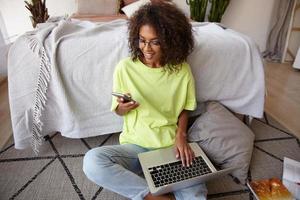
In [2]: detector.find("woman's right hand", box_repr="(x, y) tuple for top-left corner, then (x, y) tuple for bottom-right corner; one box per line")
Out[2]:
(115, 94), (139, 116)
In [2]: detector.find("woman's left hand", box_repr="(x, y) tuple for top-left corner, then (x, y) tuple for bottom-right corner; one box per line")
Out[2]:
(175, 133), (195, 167)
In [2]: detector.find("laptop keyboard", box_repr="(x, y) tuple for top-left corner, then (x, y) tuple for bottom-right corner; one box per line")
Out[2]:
(148, 156), (212, 187)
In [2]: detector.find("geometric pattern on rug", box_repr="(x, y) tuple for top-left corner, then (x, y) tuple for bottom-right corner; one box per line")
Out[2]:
(1, 116), (299, 200)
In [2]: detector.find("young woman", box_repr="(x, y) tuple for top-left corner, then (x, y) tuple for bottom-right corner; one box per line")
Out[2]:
(83, 2), (207, 200)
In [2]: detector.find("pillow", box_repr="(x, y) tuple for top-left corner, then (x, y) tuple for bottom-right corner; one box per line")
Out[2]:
(77, 0), (120, 15)
(121, 0), (151, 18)
(122, 0), (172, 5)
(188, 101), (255, 184)
(123, 0), (139, 6)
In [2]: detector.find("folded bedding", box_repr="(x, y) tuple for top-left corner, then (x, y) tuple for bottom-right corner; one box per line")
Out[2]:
(71, 14), (128, 22)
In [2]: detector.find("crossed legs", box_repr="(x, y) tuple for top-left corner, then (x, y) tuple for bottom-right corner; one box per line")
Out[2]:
(83, 144), (207, 200)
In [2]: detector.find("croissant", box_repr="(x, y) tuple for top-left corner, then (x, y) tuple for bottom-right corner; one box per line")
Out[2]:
(250, 178), (293, 200)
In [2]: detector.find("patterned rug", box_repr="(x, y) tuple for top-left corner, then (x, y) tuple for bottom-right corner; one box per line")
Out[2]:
(0, 115), (299, 200)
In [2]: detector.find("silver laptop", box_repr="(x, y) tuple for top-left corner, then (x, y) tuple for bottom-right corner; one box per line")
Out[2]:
(138, 143), (237, 196)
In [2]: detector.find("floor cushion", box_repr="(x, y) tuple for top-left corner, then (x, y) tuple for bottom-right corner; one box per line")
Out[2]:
(188, 101), (255, 184)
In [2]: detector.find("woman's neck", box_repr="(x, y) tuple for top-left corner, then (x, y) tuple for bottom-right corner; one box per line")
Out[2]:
(141, 57), (161, 68)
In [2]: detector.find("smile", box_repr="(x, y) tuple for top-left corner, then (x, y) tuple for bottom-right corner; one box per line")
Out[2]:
(144, 52), (154, 59)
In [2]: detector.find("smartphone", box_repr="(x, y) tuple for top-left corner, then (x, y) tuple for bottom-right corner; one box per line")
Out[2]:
(112, 92), (134, 103)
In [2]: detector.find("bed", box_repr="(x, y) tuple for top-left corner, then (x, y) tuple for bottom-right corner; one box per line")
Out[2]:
(7, 17), (265, 153)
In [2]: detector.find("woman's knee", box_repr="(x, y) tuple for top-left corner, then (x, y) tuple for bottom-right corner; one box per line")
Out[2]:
(82, 147), (111, 181)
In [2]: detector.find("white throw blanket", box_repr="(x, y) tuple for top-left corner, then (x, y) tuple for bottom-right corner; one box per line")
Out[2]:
(8, 19), (264, 152)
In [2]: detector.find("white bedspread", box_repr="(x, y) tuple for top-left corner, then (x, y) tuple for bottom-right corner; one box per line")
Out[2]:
(8, 19), (264, 151)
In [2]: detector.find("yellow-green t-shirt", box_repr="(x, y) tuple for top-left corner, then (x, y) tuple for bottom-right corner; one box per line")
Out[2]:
(111, 57), (196, 149)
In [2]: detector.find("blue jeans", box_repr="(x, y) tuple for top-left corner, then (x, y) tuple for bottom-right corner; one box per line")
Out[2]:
(83, 144), (207, 200)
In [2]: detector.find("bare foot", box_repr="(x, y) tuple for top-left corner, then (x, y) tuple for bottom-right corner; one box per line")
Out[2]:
(144, 193), (175, 200)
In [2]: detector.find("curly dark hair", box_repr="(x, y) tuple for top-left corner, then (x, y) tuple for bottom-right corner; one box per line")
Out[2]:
(128, 2), (194, 72)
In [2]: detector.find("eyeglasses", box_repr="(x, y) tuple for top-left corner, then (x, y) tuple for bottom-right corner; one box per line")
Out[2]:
(138, 38), (160, 47)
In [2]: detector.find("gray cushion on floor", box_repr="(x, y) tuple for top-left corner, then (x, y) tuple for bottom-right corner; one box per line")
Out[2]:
(188, 101), (254, 184)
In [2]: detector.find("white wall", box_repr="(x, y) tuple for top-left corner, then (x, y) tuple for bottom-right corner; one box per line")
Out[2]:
(173, 0), (280, 52)
(0, 0), (277, 51)
(0, 20), (5, 45)
(173, 0), (190, 16)
(0, 0), (31, 41)
(0, 0), (76, 42)
(0, 12), (8, 44)
(221, 0), (278, 52)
